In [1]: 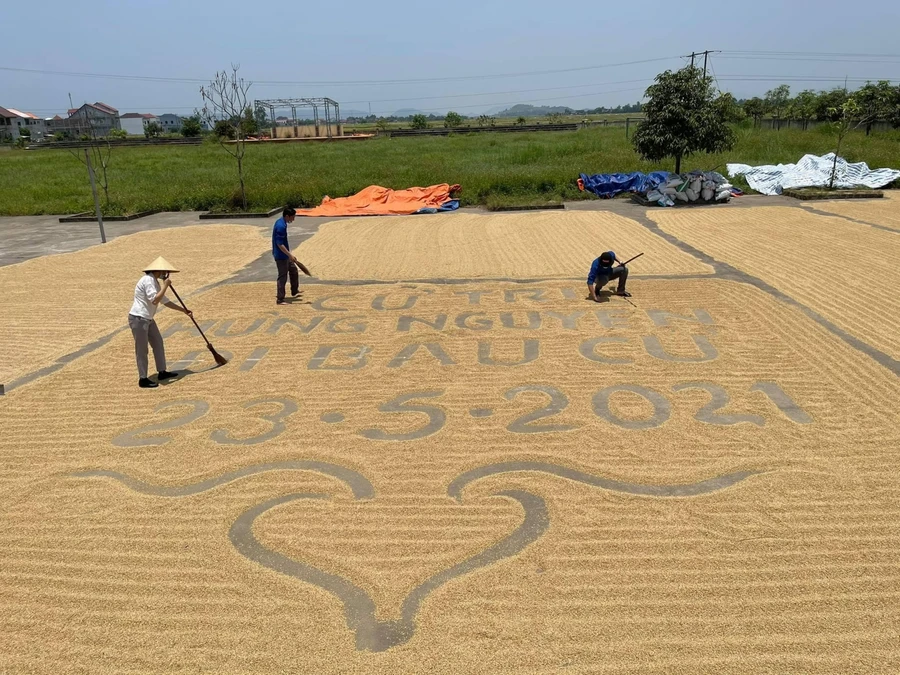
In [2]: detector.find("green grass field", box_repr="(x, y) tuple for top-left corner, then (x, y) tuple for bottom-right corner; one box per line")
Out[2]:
(1, 126), (898, 216)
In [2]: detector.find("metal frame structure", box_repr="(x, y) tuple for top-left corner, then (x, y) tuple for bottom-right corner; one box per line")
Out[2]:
(255, 98), (342, 139)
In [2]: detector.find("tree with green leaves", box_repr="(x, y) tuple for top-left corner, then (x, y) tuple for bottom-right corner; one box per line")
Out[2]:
(516, 116), (527, 126)
(855, 81), (895, 135)
(789, 90), (818, 130)
(375, 118), (389, 132)
(444, 111), (463, 128)
(411, 114), (428, 129)
(213, 120), (235, 139)
(239, 106), (260, 136)
(764, 85), (791, 128)
(631, 66), (735, 174)
(181, 115), (202, 137)
(253, 103), (268, 136)
(144, 122), (163, 138)
(815, 88), (849, 122)
(890, 86), (900, 128)
(716, 92), (745, 123)
(15, 127), (31, 148)
(743, 97), (767, 127)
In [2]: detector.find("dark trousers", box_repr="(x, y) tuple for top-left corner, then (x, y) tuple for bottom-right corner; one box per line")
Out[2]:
(594, 266), (628, 294)
(276, 259), (299, 302)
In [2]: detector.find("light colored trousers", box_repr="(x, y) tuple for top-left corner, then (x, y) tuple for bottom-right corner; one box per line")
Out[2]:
(128, 314), (166, 379)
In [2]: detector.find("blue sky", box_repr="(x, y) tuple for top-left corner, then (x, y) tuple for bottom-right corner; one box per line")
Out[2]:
(2, 0), (899, 117)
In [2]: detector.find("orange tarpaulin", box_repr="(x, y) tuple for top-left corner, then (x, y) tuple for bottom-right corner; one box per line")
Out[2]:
(296, 184), (460, 217)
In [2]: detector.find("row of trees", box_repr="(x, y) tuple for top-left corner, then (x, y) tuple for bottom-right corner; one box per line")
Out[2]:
(581, 102), (643, 115)
(741, 82), (900, 134)
(631, 65), (875, 187)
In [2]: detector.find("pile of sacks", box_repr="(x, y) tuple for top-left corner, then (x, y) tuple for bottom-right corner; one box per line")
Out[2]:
(644, 171), (737, 207)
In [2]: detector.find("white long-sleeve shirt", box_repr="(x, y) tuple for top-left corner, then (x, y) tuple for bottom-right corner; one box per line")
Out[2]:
(129, 274), (170, 320)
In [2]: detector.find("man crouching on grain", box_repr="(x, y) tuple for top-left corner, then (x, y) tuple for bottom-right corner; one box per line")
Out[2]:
(587, 251), (632, 302)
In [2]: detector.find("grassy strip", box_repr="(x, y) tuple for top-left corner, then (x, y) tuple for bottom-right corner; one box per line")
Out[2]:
(1, 126), (898, 216)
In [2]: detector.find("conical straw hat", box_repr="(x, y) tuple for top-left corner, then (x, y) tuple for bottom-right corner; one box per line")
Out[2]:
(143, 256), (179, 273)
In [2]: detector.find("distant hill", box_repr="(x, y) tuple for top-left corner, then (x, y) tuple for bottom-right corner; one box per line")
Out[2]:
(393, 108), (426, 117)
(494, 104), (574, 117)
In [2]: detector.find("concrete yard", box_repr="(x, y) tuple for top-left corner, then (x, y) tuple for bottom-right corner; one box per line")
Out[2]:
(1, 196), (899, 673)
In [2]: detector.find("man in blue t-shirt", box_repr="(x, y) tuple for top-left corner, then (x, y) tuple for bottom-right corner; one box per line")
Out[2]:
(272, 207), (312, 305)
(587, 251), (631, 302)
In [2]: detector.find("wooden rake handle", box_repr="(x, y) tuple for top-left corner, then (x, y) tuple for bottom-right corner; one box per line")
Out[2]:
(166, 283), (212, 347)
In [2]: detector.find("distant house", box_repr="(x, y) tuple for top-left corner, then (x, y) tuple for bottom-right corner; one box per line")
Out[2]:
(120, 113), (159, 136)
(0, 107), (47, 142)
(159, 114), (182, 132)
(49, 102), (120, 137)
(275, 116), (290, 126)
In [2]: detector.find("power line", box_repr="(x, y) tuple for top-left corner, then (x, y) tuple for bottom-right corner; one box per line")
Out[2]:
(717, 75), (899, 82)
(17, 73), (899, 115)
(9, 49), (898, 116)
(18, 76), (653, 112)
(16, 77), (664, 114)
(17, 86), (650, 116)
(2, 52), (896, 93)
(718, 55), (900, 64)
(0, 56), (680, 88)
(725, 50), (900, 58)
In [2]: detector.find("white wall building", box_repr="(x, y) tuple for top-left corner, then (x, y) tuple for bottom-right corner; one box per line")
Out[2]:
(119, 113), (159, 136)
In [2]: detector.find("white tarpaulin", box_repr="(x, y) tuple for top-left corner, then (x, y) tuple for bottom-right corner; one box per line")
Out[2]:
(727, 153), (900, 196)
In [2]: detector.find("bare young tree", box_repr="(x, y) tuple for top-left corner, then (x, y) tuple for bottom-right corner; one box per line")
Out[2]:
(200, 64), (252, 211)
(68, 108), (113, 208)
(828, 97), (861, 189)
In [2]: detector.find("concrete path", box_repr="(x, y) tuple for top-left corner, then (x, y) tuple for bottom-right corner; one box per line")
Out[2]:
(0, 212), (337, 267)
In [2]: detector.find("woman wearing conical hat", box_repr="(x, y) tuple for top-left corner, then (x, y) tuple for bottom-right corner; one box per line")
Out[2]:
(128, 257), (194, 389)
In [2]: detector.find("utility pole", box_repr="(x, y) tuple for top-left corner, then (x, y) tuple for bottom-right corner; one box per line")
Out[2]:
(68, 92), (74, 109)
(684, 50), (720, 75)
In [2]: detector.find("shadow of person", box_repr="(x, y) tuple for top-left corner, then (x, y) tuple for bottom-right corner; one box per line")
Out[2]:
(586, 290), (614, 304)
(157, 362), (226, 386)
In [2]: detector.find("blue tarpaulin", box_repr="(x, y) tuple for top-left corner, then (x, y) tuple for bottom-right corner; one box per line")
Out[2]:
(579, 172), (670, 199)
(414, 199), (460, 214)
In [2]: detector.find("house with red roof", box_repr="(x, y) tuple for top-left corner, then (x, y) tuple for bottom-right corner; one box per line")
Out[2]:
(48, 102), (121, 137)
(0, 106), (47, 142)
